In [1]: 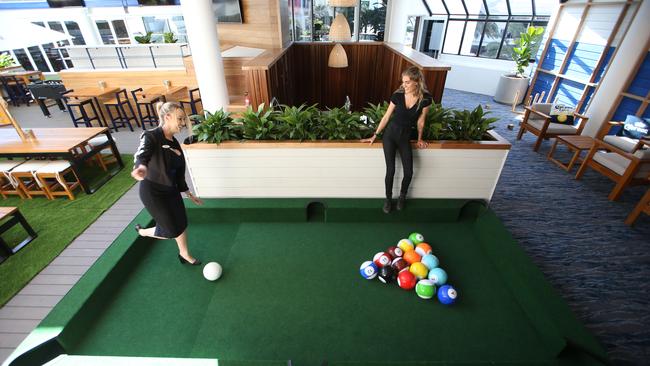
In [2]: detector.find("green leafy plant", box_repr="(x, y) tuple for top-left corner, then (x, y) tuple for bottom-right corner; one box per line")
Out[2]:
(444, 105), (498, 141)
(316, 107), (365, 140)
(236, 104), (283, 140)
(191, 110), (241, 144)
(0, 53), (15, 68)
(163, 32), (177, 43)
(135, 32), (153, 44)
(423, 102), (452, 140)
(276, 103), (320, 141)
(512, 26), (544, 77)
(361, 101), (387, 137)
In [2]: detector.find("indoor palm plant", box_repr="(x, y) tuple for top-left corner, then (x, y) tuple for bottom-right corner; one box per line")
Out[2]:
(493, 26), (545, 105)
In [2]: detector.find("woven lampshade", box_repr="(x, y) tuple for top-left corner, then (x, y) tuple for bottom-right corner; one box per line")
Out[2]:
(328, 43), (348, 68)
(328, 0), (357, 6)
(329, 13), (351, 42)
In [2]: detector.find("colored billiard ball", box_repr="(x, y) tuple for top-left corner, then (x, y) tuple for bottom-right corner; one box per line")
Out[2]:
(391, 257), (408, 273)
(397, 239), (414, 253)
(421, 254), (439, 270)
(415, 243), (432, 257)
(397, 270), (417, 290)
(428, 267), (448, 286)
(409, 262), (428, 280)
(378, 266), (395, 284)
(387, 246), (404, 258)
(403, 250), (421, 265)
(373, 252), (393, 268)
(408, 232), (424, 245)
(437, 285), (458, 305)
(360, 261), (378, 280)
(415, 279), (436, 299)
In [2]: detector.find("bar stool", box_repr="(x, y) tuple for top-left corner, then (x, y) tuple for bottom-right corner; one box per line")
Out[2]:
(179, 88), (203, 116)
(104, 89), (138, 132)
(35, 161), (81, 200)
(1, 76), (31, 107)
(0, 160), (27, 199)
(61, 90), (102, 128)
(9, 160), (52, 199)
(131, 88), (163, 130)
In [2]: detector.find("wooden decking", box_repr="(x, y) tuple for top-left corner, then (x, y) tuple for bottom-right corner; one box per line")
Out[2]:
(0, 186), (142, 364)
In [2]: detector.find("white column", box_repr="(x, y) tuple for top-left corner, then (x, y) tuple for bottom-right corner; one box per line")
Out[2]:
(582, 0), (650, 137)
(353, 3), (360, 41)
(79, 8), (102, 46)
(181, 0), (230, 113)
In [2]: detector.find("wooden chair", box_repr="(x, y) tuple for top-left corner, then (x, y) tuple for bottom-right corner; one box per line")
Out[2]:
(179, 88), (202, 116)
(0, 160), (26, 199)
(35, 161), (81, 200)
(625, 187), (650, 225)
(9, 160), (52, 199)
(516, 103), (589, 152)
(575, 134), (650, 201)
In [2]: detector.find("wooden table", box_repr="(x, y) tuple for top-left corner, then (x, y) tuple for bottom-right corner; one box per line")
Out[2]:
(0, 207), (37, 264)
(65, 87), (120, 128)
(547, 135), (594, 171)
(0, 70), (43, 85)
(143, 85), (187, 101)
(0, 127), (124, 194)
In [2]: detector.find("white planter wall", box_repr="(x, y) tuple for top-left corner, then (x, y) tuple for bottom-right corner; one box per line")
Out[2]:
(184, 144), (509, 202)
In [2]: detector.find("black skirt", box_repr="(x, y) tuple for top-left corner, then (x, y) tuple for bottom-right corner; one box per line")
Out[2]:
(139, 179), (187, 239)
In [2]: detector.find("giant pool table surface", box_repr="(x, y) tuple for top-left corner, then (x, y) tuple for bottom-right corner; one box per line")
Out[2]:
(7, 199), (607, 366)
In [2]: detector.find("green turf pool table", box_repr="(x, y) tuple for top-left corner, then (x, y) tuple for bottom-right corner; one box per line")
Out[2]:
(6, 199), (608, 366)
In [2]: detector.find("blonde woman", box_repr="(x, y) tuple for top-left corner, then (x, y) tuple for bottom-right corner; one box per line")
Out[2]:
(362, 66), (432, 213)
(132, 101), (204, 265)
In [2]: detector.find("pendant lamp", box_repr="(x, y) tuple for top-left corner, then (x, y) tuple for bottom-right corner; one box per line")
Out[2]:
(328, 43), (348, 68)
(329, 12), (352, 42)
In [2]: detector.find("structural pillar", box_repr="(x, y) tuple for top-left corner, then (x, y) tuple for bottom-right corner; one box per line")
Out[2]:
(180, 0), (230, 113)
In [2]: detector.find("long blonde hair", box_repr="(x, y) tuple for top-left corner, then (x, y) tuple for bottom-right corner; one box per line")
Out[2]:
(155, 101), (183, 127)
(397, 66), (428, 106)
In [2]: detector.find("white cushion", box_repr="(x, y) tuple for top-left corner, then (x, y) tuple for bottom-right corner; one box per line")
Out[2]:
(10, 160), (52, 173)
(634, 148), (650, 160)
(593, 151), (650, 178)
(603, 135), (641, 153)
(0, 160), (25, 172)
(531, 103), (552, 117)
(527, 119), (579, 134)
(88, 136), (109, 146)
(36, 161), (72, 174)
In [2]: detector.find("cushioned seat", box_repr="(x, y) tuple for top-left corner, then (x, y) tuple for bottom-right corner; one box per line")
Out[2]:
(10, 160), (52, 199)
(527, 119), (579, 134)
(0, 160), (26, 199)
(593, 151), (650, 178)
(603, 135), (643, 153)
(517, 102), (588, 152)
(35, 161), (80, 200)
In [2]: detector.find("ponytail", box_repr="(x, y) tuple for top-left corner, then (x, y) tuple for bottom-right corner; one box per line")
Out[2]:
(156, 101), (183, 127)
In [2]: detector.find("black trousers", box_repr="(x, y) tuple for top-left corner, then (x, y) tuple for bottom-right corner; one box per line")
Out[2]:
(382, 124), (414, 199)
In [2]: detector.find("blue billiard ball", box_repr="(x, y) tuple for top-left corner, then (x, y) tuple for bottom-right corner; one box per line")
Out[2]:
(428, 267), (447, 285)
(437, 285), (458, 305)
(360, 261), (378, 280)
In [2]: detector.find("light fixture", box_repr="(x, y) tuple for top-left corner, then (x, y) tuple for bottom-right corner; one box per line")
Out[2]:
(329, 12), (352, 42)
(328, 43), (348, 68)
(328, 0), (356, 6)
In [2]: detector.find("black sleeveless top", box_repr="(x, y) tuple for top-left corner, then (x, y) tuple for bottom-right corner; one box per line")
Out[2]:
(389, 91), (433, 128)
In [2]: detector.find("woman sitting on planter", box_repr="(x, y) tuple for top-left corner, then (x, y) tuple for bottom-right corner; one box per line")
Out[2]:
(362, 66), (432, 213)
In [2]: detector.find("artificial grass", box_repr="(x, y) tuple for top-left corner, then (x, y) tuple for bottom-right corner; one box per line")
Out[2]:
(0, 155), (135, 307)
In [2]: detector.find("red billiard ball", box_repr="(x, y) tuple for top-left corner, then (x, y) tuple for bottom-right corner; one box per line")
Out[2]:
(391, 257), (408, 273)
(387, 246), (404, 258)
(373, 252), (393, 268)
(397, 270), (417, 290)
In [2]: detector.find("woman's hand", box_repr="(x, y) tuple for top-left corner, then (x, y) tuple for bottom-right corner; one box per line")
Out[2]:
(417, 140), (428, 149)
(360, 134), (377, 145)
(131, 166), (147, 181)
(186, 192), (204, 205)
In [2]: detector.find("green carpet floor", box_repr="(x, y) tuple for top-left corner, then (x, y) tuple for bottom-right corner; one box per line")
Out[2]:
(0, 155), (135, 307)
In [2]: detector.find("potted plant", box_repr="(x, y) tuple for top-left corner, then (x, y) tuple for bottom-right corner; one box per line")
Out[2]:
(493, 26), (544, 105)
(0, 52), (16, 69)
(163, 32), (177, 44)
(134, 32), (153, 44)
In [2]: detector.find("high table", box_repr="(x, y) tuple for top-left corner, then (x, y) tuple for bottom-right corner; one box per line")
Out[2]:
(0, 127), (123, 194)
(143, 85), (187, 101)
(0, 70), (43, 85)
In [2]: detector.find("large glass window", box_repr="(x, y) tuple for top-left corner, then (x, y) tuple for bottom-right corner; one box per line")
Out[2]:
(478, 21), (506, 58)
(12, 49), (33, 71)
(42, 42), (66, 71)
(170, 16), (188, 43)
(293, 0), (312, 42)
(65, 21), (86, 45)
(96, 20), (115, 44)
(143, 16), (170, 43)
(442, 20), (464, 54)
(360, 0), (386, 41)
(112, 20), (131, 44)
(460, 21), (483, 56)
(27, 46), (49, 71)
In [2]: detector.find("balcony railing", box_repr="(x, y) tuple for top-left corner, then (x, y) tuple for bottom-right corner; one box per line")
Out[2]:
(57, 44), (190, 70)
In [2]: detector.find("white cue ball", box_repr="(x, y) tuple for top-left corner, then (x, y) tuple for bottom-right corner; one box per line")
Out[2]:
(203, 262), (223, 281)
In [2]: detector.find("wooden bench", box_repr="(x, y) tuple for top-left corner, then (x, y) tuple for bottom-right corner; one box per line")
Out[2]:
(0, 206), (37, 263)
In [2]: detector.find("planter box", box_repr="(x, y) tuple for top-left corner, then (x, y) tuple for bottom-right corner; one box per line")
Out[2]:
(183, 131), (511, 202)
(494, 74), (530, 105)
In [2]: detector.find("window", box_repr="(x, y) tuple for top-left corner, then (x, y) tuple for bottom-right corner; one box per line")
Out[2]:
(112, 20), (130, 44)
(27, 45), (49, 71)
(170, 16), (188, 43)
(360, 0), (386, 41)
(96, 20), (115, 44)
(143, 16), (170, 43)
(431, 0), (555, 60)
(65, 21), (86, 45)
(292, 0), (312, 42)
(12, 49), (33, 71)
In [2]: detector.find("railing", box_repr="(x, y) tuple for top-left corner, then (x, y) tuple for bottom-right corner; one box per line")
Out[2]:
(56, 44), (191, 70)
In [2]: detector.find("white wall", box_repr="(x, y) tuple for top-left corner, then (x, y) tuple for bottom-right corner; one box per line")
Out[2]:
(439, 54), (518, 96)
(385, 0), (428, 44)
(582, 0), (650, 137)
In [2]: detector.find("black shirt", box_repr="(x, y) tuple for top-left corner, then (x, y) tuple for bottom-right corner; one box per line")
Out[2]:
(134, 127), (189, 192)
(389, 91), (433, 128)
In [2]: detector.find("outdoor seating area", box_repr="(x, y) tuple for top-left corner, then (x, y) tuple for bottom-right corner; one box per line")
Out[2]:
(0, 1), (649, 366)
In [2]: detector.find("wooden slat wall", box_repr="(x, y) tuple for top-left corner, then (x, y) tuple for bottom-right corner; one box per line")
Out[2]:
(246, 43), (449, 111)
(218, 0), (285, 49)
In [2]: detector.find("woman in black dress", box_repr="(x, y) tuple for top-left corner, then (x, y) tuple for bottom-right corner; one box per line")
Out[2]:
(132, 101), (204, 265)
(362, 66), (432, 213)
